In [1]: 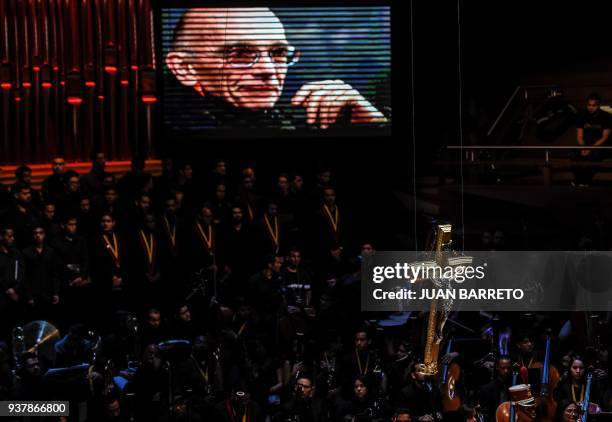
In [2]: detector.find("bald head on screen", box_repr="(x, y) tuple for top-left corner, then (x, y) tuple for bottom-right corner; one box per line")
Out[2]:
(166, 8), (294, 110)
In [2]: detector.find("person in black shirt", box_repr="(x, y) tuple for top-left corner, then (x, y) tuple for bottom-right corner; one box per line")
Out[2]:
(275, 375), (328, 422)
(80, 152), (108, 198)
(52, 216), (93, 328)
(3, 182), (39, 250)
(139, 308), (168, 349)
(92, 213), (129, 316)
(77, 196), (97, 238)
(280, 248), (312, 311)
(397, 362), (443, 421)
(59, 172), (84, 219)
(40, 202), (61, 245)
(574, 92), (611, 186)
(478, 355), (513, 422)
(222, 206), (257, 285)
(42, 156), (69, 204)
(129, 214), (162, 310)
(0, 226), (24, 341)
(22, 226), (60, 322)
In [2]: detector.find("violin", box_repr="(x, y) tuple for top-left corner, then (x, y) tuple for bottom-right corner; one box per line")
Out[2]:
(440, 336), (461, 412)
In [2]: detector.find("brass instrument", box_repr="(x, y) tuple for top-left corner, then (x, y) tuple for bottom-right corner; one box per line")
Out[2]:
(420, 224), (453, 376)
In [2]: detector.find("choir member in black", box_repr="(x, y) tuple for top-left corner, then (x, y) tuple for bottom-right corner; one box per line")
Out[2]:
(189, 205), (219, 277)
(158, 196), (185, 296)
(92, 213), (128, 316)
(275, 174), (293, 217)
(80, 152), (108, 197)
(223, 206), (257, 280)
(211, 183), (232, 226)
(310, 168), (333, 206)
(0, 167), (10, 214)
(60, 172), (84, 218)
(3, 182), (38, 249)
(0, 227), (24, 341)
(553, 356), (601, 409)
(22, 226), (60, 322)
(130, 213), (162, 310)
(236, 175), (260, 225)
(289, 173), (309, 234)
(248, 255), (283, 333)
(41, 156), (68, 204)
(397, 362), (443, 421)
(258, 200), (284, 256)
(94, 186), (121, 222)
(53, 216), (92, 327)
(40, 202), (61, 245)
(211, 159), (228, 189)
(317, 187), (342, 252)
(478, 355), (513, 422)
(160, 197), (180, 257)
(117, 157), (150, 205)
(335, 375), (388, 422)
(127, 192), (152, 229)
(152, 157), (176, 207)
(78, 196), (97, 238)
(176, 162), (198, 212)
(13, 164), (33, 188)
(214, 385), (264, 422)
(275, 375), (328, 422)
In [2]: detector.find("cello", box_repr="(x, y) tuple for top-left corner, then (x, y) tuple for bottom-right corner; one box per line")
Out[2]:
(441, 336), (461, 412)
(532, 335), (559, 422)
(495, 364), (519, 422)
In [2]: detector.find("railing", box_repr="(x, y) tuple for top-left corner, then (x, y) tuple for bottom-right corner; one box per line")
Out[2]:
(486, 85), (561, 140)
(447, 145), (612, 164)
(445, 145), (612, 186)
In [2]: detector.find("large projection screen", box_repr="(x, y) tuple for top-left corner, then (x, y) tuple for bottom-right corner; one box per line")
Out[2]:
(160, 6), (392, 138)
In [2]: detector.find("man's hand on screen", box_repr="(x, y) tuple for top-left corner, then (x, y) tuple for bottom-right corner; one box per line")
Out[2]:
(291, 80), (387, 129)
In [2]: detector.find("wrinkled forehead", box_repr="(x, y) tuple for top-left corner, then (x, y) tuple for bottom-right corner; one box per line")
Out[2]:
(175, 8), (287, 50)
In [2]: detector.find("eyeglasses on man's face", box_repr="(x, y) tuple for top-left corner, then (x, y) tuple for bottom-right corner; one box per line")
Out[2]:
(224, 45), (299, 68)
(186, 45), (299, 68)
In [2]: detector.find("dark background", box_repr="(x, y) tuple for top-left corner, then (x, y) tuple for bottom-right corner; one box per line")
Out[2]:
(413, 0), (612, 173)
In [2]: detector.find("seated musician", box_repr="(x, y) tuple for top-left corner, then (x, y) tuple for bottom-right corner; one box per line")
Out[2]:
(512, 330), (542, 388)
(478, 355), (513, 422)
(554, 400), (580, 422)
(397, 361), (443, 422)
(553, 357), (601, 412)
(334, 375), (389, 422)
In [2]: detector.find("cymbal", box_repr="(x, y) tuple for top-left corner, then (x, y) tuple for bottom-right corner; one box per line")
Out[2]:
(23, 320), (60, 363)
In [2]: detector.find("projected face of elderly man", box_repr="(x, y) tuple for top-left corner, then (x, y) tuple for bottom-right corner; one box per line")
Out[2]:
(166, 8), (292, 110)
(167, 8), (388, 128)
